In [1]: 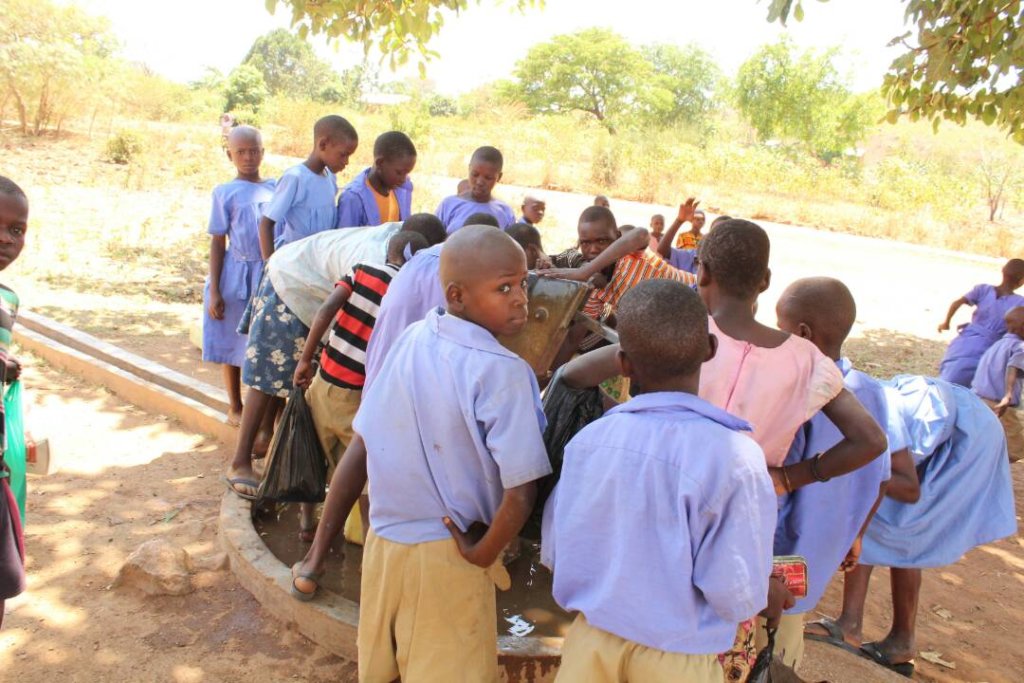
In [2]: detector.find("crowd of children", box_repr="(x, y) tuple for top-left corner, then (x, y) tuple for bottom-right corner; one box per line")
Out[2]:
(188, 115), (1024, 681)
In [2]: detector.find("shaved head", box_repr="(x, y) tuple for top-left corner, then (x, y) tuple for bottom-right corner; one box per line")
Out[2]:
(777, 276), (857, 352)
(227, 125), (261, 147)
(1005, 306), (1024, 334)
(618, 279), (710, 379)
(1004, 258), (1024, 282)
(440, 225), (522, 288)
(314, 115), (357, 144)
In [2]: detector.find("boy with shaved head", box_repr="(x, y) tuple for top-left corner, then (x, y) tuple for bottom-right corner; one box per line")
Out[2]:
(771, 277), (904, 666)
(544, 280), (778, 683)
(354, 226), (551, 682)
(973, 305), (1024, 462)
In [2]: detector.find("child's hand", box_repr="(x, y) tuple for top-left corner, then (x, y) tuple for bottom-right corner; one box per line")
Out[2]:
(443, 517), (498, 568)
(208, 290), (225, 321)
(994, 396), (1012, 417)
(5, 357), (21, 382)
(533, 253), (553, 271)
(676, 197), (699, 224)
(937, 321), (950, 333)
(840, 536), (862, 571)
(537, 267), (588, 282)
(293, 359), (314, 390)
(760, 575), (795, 629)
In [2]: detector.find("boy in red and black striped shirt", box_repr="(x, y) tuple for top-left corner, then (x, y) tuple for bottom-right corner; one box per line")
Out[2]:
(292, 231), (429, 543)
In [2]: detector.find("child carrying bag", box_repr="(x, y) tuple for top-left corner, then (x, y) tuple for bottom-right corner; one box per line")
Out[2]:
(255, 389), (328, 504)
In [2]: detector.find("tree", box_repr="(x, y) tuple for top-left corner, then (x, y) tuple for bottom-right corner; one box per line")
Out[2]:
(224, 65), (269, 113)
(640, 44), (720, 128)
(243, 28), (337, 100)
(267, 0), (536, 72)
(766, 0), (1024, 143)
(735, 39), (875, 160)
(0, 0), (118, 135)
(512, 28), (653, 133)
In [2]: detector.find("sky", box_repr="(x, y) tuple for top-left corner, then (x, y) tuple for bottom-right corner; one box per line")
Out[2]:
(77, 0), (910, 94)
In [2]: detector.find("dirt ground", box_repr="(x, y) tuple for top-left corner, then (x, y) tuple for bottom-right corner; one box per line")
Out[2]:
(1, 131), (1021, 682)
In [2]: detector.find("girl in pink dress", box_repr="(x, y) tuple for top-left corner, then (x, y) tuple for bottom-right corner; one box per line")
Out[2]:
(695, 218), (887, 678)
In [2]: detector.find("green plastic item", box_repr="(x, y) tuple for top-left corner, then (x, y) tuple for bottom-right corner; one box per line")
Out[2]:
(4, 380), (25, 524)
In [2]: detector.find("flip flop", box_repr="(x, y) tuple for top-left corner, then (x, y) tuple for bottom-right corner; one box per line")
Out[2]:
(290, 561), (324, 602)
(223, 475), (260, 501)
(804, 618), (864, 657)
(860, 641), (915, 678)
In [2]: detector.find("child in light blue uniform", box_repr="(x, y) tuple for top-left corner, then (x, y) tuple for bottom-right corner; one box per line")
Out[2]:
(258, 115), (358, 258)
(771, 277), (897, 666)
(543, 280), (780, 683)
(972, 305), (1024, 462)
(436, 146), (515, 232)
(202, 126), (275, 423)
(336, 131), (416, 228)
(353, 227), (550, 682)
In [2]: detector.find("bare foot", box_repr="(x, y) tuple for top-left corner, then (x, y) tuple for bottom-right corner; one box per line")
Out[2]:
(226, 408), (242, 427)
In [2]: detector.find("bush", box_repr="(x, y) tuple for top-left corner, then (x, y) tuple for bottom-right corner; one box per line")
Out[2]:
(104, 130), (144, 164)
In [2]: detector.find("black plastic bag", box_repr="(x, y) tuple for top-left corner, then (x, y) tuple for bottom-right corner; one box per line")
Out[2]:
(747, 627), (776, 683)
(256, 389), (327, 504)
(520, 368), (606, 539)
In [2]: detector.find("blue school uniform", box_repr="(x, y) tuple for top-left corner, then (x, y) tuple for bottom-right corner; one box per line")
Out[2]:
(354, 307), (551, 544)
(775, 359), (891, 613)
(542, 392), (776, 654)
(263, 163), (338, 247)
(939, 284), (1024, 387)
(335, 167), (413, 228)
(363, 243), (444, 390)
(436, 195), (515, 233)
(972, 332), (1024, 405)
(202, 178), (276, 367)
(667, 247), (698, 274)
(861, 375), (1017, 568)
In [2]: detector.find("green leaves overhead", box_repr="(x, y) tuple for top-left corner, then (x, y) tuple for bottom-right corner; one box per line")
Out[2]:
(765, 0), (1024, 143)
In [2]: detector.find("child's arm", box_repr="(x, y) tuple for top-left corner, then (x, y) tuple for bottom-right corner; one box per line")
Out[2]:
(207, 235), (227, 321)
(5, 357), (21, 382)
(884, 447), (921, 503)
(258, 216), (277, 260)
(839, 480), (888, 571)
(994, 366), (1024, 416)
(444, 481), (537, 568)
(657, 198), (698, 260)
(537, 229), (650, 282)
(770, 389), (887, 494)
(560, 344), (621, 389)
(292, 283), (353, 389)
(938, 296), (969, 332)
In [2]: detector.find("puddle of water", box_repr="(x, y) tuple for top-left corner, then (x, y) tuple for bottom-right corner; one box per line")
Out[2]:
(253, 504), (572, 638)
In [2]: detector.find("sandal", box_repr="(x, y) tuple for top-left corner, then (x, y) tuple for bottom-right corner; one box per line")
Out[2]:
(804, 617), (863, 657)
(860, 641), (915, 678)
(290, 561), (324, 602)
(223, 475), (260, 501)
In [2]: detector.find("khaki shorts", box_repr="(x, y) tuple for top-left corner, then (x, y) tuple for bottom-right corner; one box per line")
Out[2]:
(305, 374), (360, 474)
(556, 613), (723, 683)
(754, 613), (805, 669)
(981, 398), (1024, 463)
(357, 530), (500, 683)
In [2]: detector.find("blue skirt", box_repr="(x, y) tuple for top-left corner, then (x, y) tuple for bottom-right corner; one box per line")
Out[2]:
(861, 376), (1017, 568)
(240, 275), (310, 398)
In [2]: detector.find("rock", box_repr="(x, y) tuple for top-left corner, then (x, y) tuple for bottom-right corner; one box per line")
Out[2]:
(192, 552), (229, 572)
(114, 539), (193, 596)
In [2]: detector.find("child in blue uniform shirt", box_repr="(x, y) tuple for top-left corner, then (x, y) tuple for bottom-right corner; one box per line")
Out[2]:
(972, 305), (1024, 462)
(772, 277), (903, 666)
(436, 146), (515, 232)
(258, 115), (357, 258)
(202, 126), (275, 424)
(335, 131), (416, 228)
(353, 226), (551, 682)
(542, 279), (781, 683)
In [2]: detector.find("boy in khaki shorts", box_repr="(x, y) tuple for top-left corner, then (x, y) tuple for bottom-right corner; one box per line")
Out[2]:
(291, 231), (428, 546)
(542, 280), (780, 683)
(353, 226), (551, 682)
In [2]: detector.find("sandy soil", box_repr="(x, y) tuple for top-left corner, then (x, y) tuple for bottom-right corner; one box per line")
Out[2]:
(1, 132), (1021, 682)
